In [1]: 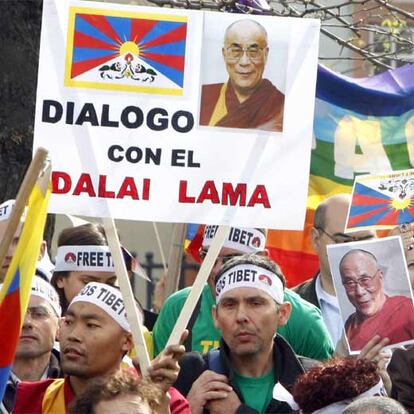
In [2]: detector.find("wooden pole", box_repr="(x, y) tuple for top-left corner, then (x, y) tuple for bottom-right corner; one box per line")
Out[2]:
(102, 217), (151, 375)
(166, 225), (229, 347)
(164, 223), (187, 299)
(0, 148), (48, 273)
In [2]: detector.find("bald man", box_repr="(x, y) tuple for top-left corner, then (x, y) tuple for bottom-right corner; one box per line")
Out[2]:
(294, 194), (376, 346)
(199, 19), (284, 132)
(340, 249), (414, 352)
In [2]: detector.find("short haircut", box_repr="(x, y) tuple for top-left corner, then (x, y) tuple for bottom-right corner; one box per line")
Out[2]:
(68, 370), (164, 414)
(342, 396), (408, 414)
(292, 357), (380, 414)
(224, 19), (268, 44)
(339, 249), (379, 274)
(215, 253), (286, 289)
(314, 200), (328, 229)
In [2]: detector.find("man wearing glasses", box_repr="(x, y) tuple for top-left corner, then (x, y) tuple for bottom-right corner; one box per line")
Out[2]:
(294, 194), (376, 347)
(340, 249), (414, 352)
(199, 19), (284, 132)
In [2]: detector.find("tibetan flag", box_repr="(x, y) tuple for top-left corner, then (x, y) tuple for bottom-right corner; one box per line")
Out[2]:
(347, 169), (414, 231)
(65, 7), (187, 95)
(267, 63), (414, 286)
(0, 176), (51, 400)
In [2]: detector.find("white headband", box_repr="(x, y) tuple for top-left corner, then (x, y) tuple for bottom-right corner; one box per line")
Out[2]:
(54, 246), (114, 272)
(216, 264), (284, 304)
(310, 380), (385, 414)
(31, 276), (61, 316)
(69, 282), (131, 332)
(203, 226), (266, 254)
(0, 199), (26, 222)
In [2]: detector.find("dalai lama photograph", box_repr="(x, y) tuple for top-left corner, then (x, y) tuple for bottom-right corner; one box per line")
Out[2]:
(199, 17), (285, 133)
(327, 237), (414, 353)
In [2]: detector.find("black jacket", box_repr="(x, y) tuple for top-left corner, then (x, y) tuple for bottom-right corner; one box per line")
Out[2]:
(174, 335), (306, 414)
(292, 276), (319, 309)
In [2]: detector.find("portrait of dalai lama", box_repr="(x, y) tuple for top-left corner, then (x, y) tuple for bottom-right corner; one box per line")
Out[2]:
(199, 19), (285, 132)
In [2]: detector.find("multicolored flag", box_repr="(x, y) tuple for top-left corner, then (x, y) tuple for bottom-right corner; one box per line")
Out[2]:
(65, 7), (187, 95)
(267, 63), (414, 286)
(0, 173), (51, 400)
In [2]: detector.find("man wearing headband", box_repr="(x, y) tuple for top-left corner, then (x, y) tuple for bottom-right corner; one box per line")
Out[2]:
(1, 277), (62, 414)
(174, 254), (306, 414)
(153, 225), (334, 360)
(0, 199), (52, 282)
(13, 282), (190, 414)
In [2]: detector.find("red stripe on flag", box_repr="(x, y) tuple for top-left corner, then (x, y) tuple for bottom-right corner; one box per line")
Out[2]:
(267, 247), (319, 287)
(131, 19), (158, 44)
(141, 24), (187, 49)
(141, 53), (184, 71)
(71, 53), (118, 78)
(0, 290), (21, 366)
(353, 193), (391, 205)
(348, 205), (390, 227)
(376, 208), (401, 225)
(78, 14), (121, 44)
(74, 31), (117, 51)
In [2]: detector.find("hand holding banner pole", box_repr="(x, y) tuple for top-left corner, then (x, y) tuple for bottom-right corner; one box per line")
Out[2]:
(102, 217), (151, 376)
(166, 225), (230, 347)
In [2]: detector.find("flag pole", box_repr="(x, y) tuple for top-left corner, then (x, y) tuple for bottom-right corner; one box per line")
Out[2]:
(102, 217), (151, 376)
(166, 225), (229, 347)
(0, 148), (48, 273)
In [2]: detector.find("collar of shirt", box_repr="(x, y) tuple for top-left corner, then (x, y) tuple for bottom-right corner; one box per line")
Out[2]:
(315, 274), (339, 309)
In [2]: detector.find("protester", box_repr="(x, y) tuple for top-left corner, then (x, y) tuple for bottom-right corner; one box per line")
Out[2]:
(0, 277), (62, 414)
(199, 19), (284, 132)
(153, 225), (334, 360)
(342, 396), (408, 414)
(387, 346), (414, 413)
(0, 199), (52, 282)
(12, 282), (189, 413)
(294, 194), (376, 346)
(340, 249), (414, 351)
(293, 357), (384, 414)
(174, 254), (310, 413)
(69, 370), (168, 414)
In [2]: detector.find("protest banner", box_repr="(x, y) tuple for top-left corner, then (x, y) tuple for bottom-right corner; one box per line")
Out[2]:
(346, 169), (414, 232)
(34, 0), (320, 230)
(327, 237), (414, 354)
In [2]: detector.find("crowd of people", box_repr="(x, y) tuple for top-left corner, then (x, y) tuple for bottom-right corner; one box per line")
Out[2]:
(1, 193), (414, 413)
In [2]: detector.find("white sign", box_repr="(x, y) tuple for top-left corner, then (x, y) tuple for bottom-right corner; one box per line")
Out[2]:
(34, 0), (320, 229)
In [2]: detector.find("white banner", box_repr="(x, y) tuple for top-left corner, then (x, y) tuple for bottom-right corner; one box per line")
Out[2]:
(34, 0), (320, 229)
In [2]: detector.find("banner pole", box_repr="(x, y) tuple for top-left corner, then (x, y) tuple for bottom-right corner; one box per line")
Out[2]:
(166, 225), (229, 347)
(102, 217), (151, 376)
(0, 148), (48, 274)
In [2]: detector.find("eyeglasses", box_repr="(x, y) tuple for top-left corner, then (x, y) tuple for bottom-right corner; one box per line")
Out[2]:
(225, 45), (266, 61)
(316, 227), (374, 244)
(25, 306), (53, 320)
(342, 270), (380, 292)
(199, 249), (240, 266)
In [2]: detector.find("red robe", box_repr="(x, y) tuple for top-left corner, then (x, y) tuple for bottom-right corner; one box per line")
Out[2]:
(200, 79), (284, 132)
(345, 295), (414, 352)
(13, 376), (190, 414)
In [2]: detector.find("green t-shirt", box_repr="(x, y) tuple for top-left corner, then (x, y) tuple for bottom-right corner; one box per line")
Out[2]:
(153, 284), (334, 359)
(234, 370), (274, 414)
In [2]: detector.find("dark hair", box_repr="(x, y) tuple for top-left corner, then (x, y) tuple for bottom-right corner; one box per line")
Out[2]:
(68, 370), (163, 414)
(215, 253), (286, 289)
(51, 223), (108, 313)
(292, 357), (380, 414)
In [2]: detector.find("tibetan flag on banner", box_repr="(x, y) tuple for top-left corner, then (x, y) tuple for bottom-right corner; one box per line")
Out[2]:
(0, 173), (51, 400)
(65, 7), (187, 95)
(346, 169), (414, 231)
(267, 63), (414, 286)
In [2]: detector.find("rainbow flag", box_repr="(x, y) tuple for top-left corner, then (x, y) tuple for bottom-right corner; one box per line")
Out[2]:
(268, 63), (414, 286)
(0, 178), (51, 400)
(186, 64), (414, 286)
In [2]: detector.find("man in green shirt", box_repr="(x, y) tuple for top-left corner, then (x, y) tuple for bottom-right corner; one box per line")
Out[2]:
(153, 226), (333, 360)
(174, 254), (306, 413)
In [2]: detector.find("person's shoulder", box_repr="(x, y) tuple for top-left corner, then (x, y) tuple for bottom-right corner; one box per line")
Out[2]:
(14, 379), (57, 414)
(285, 287), (321, 315)
(162, 286), (192, 307)
(16, 378), (56, 393)
(175, 352), (208, 396)
(386, 295), (414, 312)
(263, 78), (285, 96)
(292, 278), (315, 296)
(201, 83), (224, 100)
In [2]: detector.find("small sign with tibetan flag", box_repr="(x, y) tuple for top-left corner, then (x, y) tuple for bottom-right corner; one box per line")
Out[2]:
(346, 169), (414, 232)
(0, 168), (51, 401)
